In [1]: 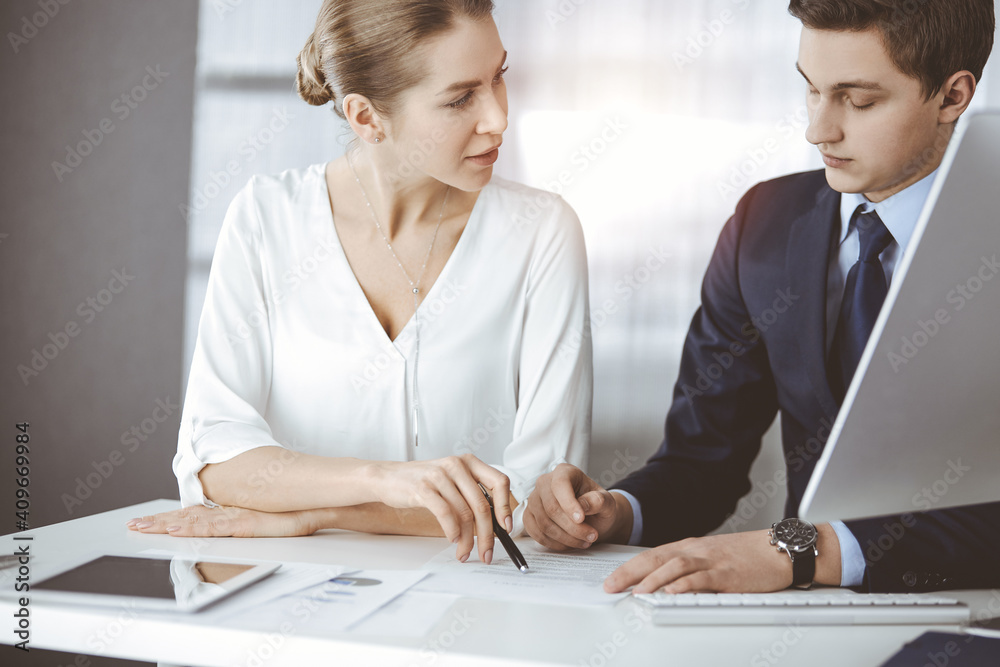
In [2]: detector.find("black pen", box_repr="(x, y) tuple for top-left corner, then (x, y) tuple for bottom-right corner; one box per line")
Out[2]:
(478, 482), (529, 573)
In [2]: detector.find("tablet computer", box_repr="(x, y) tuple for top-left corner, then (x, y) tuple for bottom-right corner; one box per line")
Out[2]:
(26, 554), (280, 612)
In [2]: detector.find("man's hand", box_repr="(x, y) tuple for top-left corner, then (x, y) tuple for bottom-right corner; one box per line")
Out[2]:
(604, 525), (841, 594)
(524, 463), (633, 550)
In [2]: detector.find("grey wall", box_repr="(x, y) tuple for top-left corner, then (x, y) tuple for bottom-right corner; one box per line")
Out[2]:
(0, 1), (197, 536)
(986, 8), (1000, 109)
(1, 4), (196, 664)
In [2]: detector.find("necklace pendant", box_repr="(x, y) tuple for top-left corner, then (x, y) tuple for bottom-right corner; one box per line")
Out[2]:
(412, 288), (420, 294)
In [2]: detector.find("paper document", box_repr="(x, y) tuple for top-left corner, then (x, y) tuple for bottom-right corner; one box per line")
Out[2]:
(219, 569), (428, 634)
(352, 591), (462, 638)
(415, 542), (635, 606)
(139, 550), (428, 634)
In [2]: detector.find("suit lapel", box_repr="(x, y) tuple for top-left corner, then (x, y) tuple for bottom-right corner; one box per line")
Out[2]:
(786, 185), (841, 420)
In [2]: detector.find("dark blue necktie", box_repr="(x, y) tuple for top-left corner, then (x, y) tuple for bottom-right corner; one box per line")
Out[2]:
(829, 207), (894, 402)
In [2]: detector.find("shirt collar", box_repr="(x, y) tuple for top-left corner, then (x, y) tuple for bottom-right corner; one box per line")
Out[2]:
(838, 168), (939, 251)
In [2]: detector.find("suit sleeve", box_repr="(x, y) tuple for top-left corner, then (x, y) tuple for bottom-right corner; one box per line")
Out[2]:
(845, 503), (1000, 593)
(613, 186), (780, 547)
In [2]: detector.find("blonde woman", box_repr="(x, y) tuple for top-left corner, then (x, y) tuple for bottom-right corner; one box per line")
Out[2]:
(129, 0), (592, 566)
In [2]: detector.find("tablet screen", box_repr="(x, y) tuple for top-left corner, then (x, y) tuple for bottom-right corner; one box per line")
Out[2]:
(35, 555), (256, 599)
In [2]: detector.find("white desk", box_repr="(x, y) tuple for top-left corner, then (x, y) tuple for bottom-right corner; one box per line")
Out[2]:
(1, 499), (996, 666)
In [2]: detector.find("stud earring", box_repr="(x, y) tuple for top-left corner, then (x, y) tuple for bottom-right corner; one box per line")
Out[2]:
(374, 136), (382, 144)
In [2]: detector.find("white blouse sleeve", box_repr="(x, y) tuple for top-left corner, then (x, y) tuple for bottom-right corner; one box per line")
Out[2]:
(496, 196), (593, 535)
(172, 178), (285, 507)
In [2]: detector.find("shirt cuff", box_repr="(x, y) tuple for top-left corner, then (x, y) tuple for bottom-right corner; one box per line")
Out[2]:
(830, 520), (866, 587)
(610, 490), (643, 546)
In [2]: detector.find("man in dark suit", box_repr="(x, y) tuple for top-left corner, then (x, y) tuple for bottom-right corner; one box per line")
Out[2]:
(524, 0), (999, 594)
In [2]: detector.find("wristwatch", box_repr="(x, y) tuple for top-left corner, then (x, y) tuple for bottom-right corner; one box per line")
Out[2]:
(769, 518), (819, 589)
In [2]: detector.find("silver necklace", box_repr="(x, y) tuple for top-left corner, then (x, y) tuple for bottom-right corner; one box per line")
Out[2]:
(347, 153), (450, 448)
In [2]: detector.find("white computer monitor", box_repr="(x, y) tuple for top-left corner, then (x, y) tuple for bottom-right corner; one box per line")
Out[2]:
(800, 111), (1000, 523)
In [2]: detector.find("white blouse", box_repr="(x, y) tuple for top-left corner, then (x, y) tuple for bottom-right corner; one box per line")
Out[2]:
(172, 163), (592, 533)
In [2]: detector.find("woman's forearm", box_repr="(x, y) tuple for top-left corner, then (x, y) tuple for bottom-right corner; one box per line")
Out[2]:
(199, 446), (381, 511)
(306, 494), (519, 536)
(309, 503), (444, 537)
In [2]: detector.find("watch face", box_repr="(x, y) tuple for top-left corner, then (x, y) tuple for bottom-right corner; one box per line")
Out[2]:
(773, 519), (817, 550)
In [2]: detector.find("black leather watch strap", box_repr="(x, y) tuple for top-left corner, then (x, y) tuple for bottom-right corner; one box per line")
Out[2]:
(791, 549), (816, 589)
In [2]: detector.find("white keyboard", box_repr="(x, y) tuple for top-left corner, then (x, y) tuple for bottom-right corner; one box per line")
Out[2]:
(633, 591), (969, 625)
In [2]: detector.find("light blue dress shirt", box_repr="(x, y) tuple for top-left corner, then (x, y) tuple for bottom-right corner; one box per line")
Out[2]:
(614, 168), (940, 587)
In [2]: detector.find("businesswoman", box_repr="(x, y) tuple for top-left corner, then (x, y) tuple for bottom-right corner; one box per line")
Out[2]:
(128, 0), (592, 566)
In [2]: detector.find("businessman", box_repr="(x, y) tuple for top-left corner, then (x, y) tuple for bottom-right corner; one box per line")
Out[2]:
(525, 0), (1000, 594)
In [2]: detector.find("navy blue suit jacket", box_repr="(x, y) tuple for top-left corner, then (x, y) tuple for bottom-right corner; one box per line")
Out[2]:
(613, 170), (1000, 593)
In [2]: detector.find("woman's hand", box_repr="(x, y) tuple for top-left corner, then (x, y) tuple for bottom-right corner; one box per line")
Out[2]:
(369, 454), (511, 565)
(125, 504), (321, 538)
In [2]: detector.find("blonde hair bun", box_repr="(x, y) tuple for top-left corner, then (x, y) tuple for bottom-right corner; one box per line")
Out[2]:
(296, 32), (334, 107)
(296, 0), (495, 119)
